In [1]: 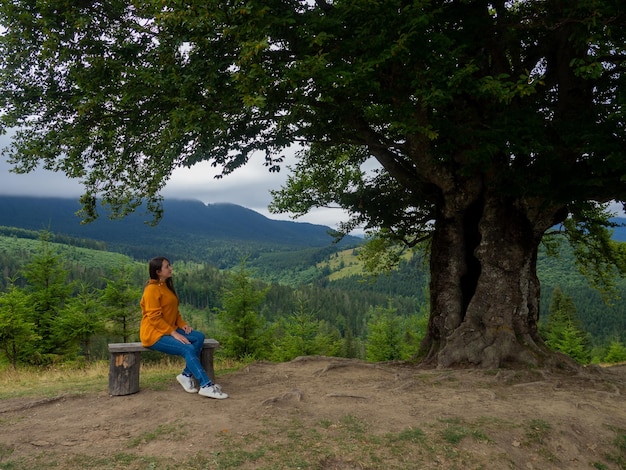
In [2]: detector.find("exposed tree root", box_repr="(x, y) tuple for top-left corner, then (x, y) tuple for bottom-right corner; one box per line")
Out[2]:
(324, 393), (368, 399)
(261, 388), (303, 405)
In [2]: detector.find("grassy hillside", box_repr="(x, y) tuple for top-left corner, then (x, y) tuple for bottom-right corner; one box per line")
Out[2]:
(0, 233), (136, 271)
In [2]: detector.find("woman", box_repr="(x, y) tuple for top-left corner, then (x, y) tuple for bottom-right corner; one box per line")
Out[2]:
(140, 256), (228, 399)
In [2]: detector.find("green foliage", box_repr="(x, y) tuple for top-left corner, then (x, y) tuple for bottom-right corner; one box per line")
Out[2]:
(0, 228), (423, 364)
(175, 262), (226, 309)
(550, 323), (591, 364)
(541, 288), (591, 364)
(560, 205), (626, 299)
(365, 303), (427, 362)
(100, 265), (142, 342)
(54, 283), (106, 362)
(357, 231), (407, 276)
(217, 261), (271, 360)
(0, 280), (40, 368)
(0, 231), (141, 291)
(604, 341), (626, 364)
(0, 225), (107, 251)
(537, 241), (626, 347)
(270, 295), (342, 361)
(366, 305), (404, 362)
(19, 232), (73, 363)
(338, 327), (364, 359)
(0, 231), (145, 364)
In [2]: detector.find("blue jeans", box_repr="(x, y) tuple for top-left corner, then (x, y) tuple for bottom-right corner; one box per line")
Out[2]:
(149, 329), (212, 387)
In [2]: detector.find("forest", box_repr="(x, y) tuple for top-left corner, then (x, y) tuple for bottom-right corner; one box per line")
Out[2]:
(1, 222), (626, 370)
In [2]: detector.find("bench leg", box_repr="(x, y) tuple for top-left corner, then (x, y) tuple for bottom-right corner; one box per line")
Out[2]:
(200, 348), (216, 384)
(109, 351), (141, 396)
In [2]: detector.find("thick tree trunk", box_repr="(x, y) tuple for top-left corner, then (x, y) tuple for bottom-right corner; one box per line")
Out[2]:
(422, 193), (567, 368)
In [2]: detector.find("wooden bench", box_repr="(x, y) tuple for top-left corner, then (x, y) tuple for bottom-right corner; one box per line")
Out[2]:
(108, 338), (220, 396)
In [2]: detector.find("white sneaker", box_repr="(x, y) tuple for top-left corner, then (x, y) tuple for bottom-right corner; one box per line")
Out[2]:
(198, 383), (228, 399)
(176, 374), (198, 393)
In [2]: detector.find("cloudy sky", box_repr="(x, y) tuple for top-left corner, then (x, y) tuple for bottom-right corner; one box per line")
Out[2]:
(4, 131), (623, 231)
(0, 133), (352, 230)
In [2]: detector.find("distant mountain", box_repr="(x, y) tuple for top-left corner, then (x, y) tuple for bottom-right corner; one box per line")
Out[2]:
(0, 195), (361, 265)
(3, 194), (622, 271)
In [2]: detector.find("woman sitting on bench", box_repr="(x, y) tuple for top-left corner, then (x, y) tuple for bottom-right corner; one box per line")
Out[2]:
(140, 256), (228, 399)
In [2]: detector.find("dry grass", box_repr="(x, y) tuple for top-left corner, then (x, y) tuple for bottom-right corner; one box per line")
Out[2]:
(0, 356), (241, 400)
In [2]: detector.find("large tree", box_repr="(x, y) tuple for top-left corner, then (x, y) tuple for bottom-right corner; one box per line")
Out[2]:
(1, 1), (626, 368)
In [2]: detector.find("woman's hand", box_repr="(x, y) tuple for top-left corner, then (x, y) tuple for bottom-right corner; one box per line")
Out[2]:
(182, 325), (193, 334)
(171, 330), (190, 344)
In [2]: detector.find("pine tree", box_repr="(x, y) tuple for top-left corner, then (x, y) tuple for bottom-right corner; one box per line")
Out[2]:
(101, 265), (142, 342)
(54, 283), (106, 362)
(365, 304), (404, 362)
(604, 340), (626, 364)
(542, 287), (591, 364)
(271, 295), (341, 361)
(20, 231), (73, 363)
(339, 327), (363, 359)
(0, 280), (40, 368)
(218, 261), (270, 360)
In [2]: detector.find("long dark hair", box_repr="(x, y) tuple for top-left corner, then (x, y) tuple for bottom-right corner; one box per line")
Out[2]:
(147, 256), (178, 297)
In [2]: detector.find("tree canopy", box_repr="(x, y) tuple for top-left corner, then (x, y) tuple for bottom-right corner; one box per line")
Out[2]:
(2, 0), (626, 368)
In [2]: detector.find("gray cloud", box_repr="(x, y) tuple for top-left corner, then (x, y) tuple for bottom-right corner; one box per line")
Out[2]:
(0, 134), (351, 229)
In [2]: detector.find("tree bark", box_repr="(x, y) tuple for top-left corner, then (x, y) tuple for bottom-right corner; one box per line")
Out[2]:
(423, 192), (569, 369)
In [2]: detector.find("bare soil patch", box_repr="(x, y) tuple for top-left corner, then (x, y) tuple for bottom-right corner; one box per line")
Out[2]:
(1, 357), (626, 469)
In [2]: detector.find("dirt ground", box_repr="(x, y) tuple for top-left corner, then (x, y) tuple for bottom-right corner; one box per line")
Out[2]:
(1, 356), (626, 469)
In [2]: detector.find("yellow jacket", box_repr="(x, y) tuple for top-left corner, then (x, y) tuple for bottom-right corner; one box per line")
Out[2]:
(139, 280), (188, 347)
